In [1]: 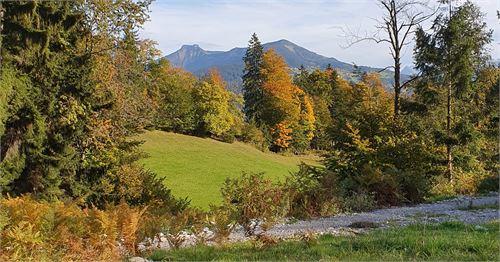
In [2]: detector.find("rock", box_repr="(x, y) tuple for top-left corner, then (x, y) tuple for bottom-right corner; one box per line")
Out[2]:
(128, 257), (148, 262)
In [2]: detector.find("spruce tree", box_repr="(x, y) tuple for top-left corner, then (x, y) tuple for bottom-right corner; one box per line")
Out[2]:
(242, 33), (264, 123)
(0, 1), (91, 199)
(414, 0), (492, 182)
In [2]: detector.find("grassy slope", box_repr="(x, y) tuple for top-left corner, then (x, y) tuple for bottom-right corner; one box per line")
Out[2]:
(148, 221), (500, 261)
(138, 130), (320, 208)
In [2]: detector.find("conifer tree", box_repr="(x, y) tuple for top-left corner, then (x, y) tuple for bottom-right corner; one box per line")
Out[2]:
(414, 0), (492, 182)
(242, 33), (264, 123)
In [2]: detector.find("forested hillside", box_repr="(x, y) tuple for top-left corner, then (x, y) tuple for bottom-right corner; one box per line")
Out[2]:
(165, 39), (400, 89)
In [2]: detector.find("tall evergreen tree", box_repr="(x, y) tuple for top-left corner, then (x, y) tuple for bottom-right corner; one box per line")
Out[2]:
(0, 1), (91, 198)
(414, 0), (492, 182)
(242, 33), (264, 123)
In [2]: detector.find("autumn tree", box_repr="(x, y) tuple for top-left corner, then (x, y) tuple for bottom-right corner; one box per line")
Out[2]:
(194, 69), (235, 137)
(260, 49), (315, 152)
(294, 67), (334, 150)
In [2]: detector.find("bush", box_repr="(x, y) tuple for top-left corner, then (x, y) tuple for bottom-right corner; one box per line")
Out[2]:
(219, 130), (236, 143)
(221, 173), (289, 236)
(477, 174), (499, 193)
(395, 170), (430, 204)
(453, 171), (481, 195)
(240, 122), (268, 151)
(430, 175), (455, 197)
(206, 205), (237, 244)
(342, 192), (377, 212)
(356, 165), (402, 206)
(285, 164), (341, 218)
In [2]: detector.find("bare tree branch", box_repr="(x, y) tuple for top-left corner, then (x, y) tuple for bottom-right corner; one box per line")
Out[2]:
(342, 0), (436, 117)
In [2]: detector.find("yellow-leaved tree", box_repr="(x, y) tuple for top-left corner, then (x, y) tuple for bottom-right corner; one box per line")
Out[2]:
(194, 69), (234, 137)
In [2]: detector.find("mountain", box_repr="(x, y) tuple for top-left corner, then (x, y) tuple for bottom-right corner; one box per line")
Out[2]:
(165, 39), (399, 92)
(401, 65), (418, 76)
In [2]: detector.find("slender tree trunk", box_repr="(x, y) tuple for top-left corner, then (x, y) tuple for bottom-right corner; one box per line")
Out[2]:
(0, 1), (3, 73)
(447, 82), (453, 183)
(392, 0), (401, 118)
(394, 54), (401, 117)
(0, 1), (4, 164)
(446, 0), (454, 183)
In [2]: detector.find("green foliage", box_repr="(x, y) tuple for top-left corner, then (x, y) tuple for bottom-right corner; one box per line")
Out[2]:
(414, 1), (494, 182)
(323, 73), (434, 206)
(342, 192), (377, 212)
(294, 67), (335, 150)
(239, 121), (269, 151)
(221, 173), (289, 236)
(149, 58), (198, 133)
(285, 164), (341, 218)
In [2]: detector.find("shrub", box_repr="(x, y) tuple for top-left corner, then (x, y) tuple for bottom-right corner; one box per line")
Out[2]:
(206, 205), (237, 244)
(477, 174), (499, 193)
(221, 173), (289, 236)
(285, 164), (342, 218)
(356, 165), (402, 206)
(240, 122), (268, 151)
(342, 192), (377, 212)
(454, 171), (482, 195)
(395, 170), (430, 204)
(219, 130), (236, 143)
(430, 175), (455, 197)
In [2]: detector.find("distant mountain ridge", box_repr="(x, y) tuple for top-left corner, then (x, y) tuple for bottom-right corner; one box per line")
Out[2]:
(165, 39), (400, 92)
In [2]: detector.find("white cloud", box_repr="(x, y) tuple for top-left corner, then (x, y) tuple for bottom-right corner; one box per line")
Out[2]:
(140, 0), (500, 68)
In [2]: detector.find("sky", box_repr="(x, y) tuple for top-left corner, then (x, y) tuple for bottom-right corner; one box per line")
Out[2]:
(139, 0), (500, 69)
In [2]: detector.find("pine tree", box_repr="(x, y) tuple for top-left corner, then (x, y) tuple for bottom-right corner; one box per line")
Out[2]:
(242, 33), (264, 123)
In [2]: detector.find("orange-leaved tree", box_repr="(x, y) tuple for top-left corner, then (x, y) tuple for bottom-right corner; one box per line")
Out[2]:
(260, 49), (315, 151)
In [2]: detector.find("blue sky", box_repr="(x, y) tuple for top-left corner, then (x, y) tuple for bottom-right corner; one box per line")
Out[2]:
(139, 0), (499, 68)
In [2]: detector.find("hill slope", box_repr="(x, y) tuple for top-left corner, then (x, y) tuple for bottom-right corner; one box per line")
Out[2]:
(165, 39), (400, 90)
(138, 131), (320, 208)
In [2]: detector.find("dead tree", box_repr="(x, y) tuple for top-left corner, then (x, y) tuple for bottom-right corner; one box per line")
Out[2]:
(344, 0), (434, 117)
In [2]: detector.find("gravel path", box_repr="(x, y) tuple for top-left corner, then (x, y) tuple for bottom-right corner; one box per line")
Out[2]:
(231, 194), (499, 240)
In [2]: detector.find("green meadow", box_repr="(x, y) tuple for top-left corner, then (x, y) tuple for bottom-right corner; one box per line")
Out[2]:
(138, 130), (320, 208)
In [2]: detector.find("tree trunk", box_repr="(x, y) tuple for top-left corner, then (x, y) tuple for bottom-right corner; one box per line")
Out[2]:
(0, 1), (3, 73)
(394, 55), (401, 117)
(392, 0), (401, 118)
(446, 0), (453, 183)
(447, 82), (453, 183)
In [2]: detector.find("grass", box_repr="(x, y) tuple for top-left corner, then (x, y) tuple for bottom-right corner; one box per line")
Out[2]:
(137, 130), (321, 208)
(147, 221), (500, 261)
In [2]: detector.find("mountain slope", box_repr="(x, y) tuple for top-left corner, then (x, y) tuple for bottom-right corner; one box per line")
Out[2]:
(165, 39), (399, 90)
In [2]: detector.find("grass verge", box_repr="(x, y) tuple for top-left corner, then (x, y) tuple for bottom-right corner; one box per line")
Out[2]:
(147, 221), (500, 261)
